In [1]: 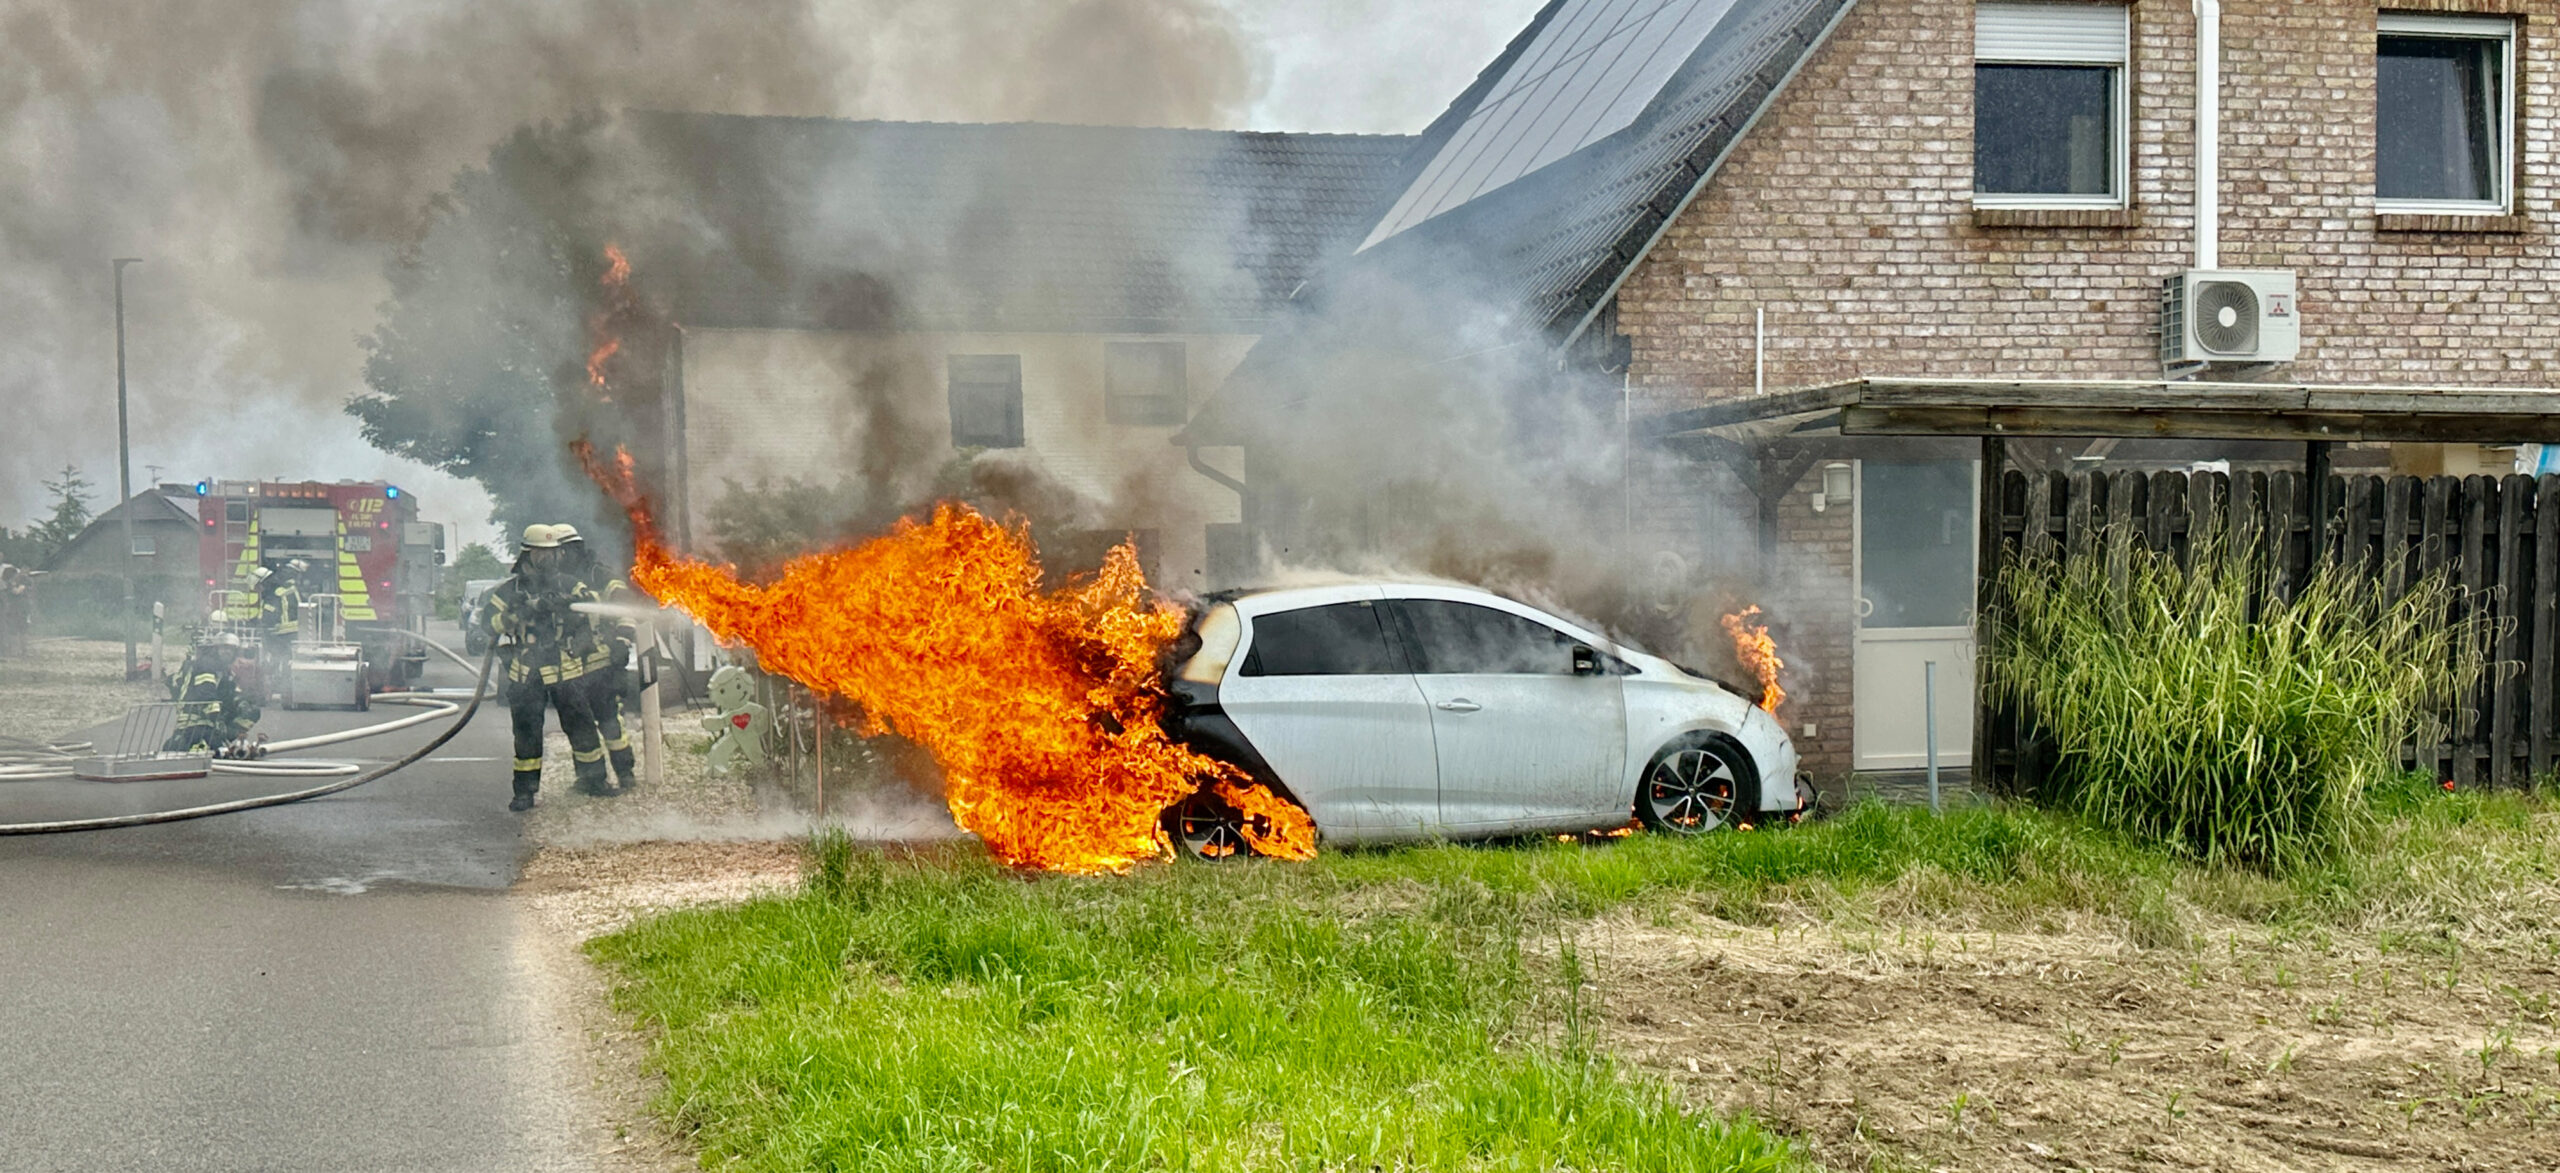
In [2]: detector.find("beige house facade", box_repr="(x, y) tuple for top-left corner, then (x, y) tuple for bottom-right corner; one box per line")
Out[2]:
(679, 327), (1257, 589)
(625, 113), (1413, 590)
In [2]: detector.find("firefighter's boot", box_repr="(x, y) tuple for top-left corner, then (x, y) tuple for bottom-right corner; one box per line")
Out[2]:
(604, 741), (639, 795)
(510, 765), (541, 812)
(570, 750), (616, 798)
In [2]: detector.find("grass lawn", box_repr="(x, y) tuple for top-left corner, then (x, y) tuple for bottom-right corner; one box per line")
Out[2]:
(589, 782), (2558, 1172)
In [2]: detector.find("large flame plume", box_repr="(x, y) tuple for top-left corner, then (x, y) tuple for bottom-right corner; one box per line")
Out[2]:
(578, 444), (1314, 873)
(1720, 606), (1786, 714)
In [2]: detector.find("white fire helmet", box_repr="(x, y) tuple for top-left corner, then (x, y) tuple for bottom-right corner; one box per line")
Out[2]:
(520, 523), (566, 550)
(551, 523), (583, 545)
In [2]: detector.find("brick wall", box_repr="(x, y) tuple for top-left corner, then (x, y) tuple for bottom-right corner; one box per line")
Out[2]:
(1619, 0), (2560, 775)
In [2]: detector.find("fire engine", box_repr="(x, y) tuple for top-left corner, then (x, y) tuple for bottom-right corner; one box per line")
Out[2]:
(190, 479), (445, 692)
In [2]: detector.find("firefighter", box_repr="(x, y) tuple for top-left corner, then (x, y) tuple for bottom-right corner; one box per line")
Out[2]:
(475, 524), (617, 811)
(556, 525), (642, 791)
(164, 633), (261, 753)
(252, 562), (303, 682)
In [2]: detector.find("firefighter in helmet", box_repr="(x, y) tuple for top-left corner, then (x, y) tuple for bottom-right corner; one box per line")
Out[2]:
(555, 524), (642, 792)
(252, 560), (304, 682)
(474, 524), (618, 811)
(164, 632), (261, 753)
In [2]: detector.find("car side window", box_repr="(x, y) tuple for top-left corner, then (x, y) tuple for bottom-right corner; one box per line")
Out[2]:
(1393, 600), (1577, 675)
(1238, 601), (1404, 676)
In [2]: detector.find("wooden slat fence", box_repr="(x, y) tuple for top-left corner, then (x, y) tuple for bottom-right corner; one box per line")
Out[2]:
(1986, 469), (2551, 793)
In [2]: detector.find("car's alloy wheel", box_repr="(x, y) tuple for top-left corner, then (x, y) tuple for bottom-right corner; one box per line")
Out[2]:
(1637, 738), (1754, 834)
(1166, 789), (1253, 861)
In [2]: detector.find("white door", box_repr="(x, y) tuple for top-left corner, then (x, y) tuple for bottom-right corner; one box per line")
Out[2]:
(1386, 598), (1626, 830)
(1853, 460), (1977, 771)
(1221, 598), (1442, 841)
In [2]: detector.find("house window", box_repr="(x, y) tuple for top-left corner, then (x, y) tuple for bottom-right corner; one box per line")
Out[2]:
(130, 536), (155, 557)
(947, 355), (1023, 449)
(2377, 14), (2513, 213)
(1974, 2), (2130, 208)
(1105, 341), (1187, 426)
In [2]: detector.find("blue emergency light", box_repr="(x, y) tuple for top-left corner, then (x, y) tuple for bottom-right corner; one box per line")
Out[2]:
(385, 485), (401, 499)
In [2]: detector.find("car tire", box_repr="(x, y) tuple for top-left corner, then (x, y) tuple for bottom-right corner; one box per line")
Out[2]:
(1164, 788), (1255, 862)
(1635, 734), (1758, 835)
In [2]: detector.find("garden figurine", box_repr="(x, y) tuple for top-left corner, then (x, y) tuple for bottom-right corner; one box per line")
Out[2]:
(702, 665), (771, 774)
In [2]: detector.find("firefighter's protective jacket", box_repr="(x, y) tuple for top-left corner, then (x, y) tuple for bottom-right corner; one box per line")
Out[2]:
(474, 573), (606, 685)
(259, 579), (301, 635)
(166, 656), (261, 751)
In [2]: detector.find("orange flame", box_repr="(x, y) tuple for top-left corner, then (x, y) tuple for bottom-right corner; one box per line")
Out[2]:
(1719, 605), (1786, 714)
(577, 443), (1313, 873)
(585, 244), (632, 397)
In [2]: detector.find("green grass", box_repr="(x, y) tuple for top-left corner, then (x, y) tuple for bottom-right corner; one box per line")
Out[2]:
(590, 791), (2558, 1171)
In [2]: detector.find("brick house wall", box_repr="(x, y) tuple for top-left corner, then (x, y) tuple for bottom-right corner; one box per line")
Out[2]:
(1615, 0), (2560, 777)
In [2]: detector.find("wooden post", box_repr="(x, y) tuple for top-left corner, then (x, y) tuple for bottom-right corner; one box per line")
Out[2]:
(2496, 476), (2530, 788)
(2307, 440), (2335, 564)
(2534, 475), (2559, 785)
(2458, 477), (2491, 787)
(2420, 476), (2455, 780)
(1973, 435), (2006, 790)
(2382, 476), (2414, 602)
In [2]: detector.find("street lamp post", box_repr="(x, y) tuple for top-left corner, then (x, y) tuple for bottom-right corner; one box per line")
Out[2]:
(113, 257), (141, 680)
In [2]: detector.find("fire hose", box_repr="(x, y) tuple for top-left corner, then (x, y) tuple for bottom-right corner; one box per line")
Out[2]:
(0, 636), (497, 836)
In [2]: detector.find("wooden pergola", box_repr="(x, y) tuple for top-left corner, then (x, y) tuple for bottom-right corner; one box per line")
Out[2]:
(1641, 377), (2560, 777)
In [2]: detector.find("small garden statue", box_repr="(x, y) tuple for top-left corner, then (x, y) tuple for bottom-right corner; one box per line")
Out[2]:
(702, 664), (770, 775)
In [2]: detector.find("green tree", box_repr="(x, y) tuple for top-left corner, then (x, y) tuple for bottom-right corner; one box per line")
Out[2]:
(31, 465), (94, 565)
(347, 119), (636, 545)
(432, 541), (509, 620)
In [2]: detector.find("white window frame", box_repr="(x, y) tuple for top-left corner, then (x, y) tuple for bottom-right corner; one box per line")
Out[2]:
(1973, 3), (2133, 211)
(2375, 12), (2515, 216)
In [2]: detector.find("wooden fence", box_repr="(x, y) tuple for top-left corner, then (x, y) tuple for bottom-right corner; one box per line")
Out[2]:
(1983, 468), (2560, 791)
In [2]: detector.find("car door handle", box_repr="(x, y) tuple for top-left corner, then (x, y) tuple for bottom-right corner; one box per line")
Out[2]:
(1435, 699), (1482, 713)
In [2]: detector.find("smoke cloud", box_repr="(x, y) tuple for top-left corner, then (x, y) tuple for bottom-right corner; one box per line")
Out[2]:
(0, 0), (1286, 542)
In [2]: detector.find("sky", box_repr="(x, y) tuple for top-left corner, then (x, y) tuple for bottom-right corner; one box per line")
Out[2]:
(0, 0), (1547, 555)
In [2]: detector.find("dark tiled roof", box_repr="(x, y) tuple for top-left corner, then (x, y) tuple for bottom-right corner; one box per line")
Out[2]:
(46, 491), (202, 572)
(1336, 0), (1858, 343)
(620, 113), (1416, 334)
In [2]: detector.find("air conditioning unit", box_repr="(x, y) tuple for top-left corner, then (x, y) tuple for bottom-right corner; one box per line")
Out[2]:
(2161, 269), (2299, 367)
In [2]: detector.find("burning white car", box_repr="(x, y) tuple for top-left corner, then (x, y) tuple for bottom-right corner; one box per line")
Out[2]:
(1160, 582), (1804, 858)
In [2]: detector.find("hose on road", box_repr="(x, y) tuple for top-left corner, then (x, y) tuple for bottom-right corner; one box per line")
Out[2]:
(0, 635), (498, 836)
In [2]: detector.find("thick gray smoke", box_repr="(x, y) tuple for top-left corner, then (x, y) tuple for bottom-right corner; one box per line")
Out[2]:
(0, 0), (1279, 539)
(1212, 264), (1768, 673)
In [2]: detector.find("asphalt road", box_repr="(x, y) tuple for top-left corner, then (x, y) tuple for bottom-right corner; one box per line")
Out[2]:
(0, 628), (613, 1171)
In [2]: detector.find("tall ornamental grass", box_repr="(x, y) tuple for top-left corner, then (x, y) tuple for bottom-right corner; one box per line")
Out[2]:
(1989, 540), (2487, 871)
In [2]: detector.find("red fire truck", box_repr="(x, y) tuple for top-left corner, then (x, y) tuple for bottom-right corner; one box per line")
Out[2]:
(190, 479), (445, 691)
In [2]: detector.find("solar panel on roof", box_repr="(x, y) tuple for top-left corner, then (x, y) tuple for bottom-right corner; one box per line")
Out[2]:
(1359, 0), (1743, 252)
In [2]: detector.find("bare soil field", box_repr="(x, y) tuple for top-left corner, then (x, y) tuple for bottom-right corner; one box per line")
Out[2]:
(1592, 894), (2560, 1171)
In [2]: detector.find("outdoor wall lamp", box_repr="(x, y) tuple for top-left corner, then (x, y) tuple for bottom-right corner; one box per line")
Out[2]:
(1811, 462), (1853, 513)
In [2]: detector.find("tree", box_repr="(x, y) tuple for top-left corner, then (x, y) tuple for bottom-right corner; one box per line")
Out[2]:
(30, 465), (94, 566)
(348, 118), (642, 547)
(432, 541), (509, 620)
